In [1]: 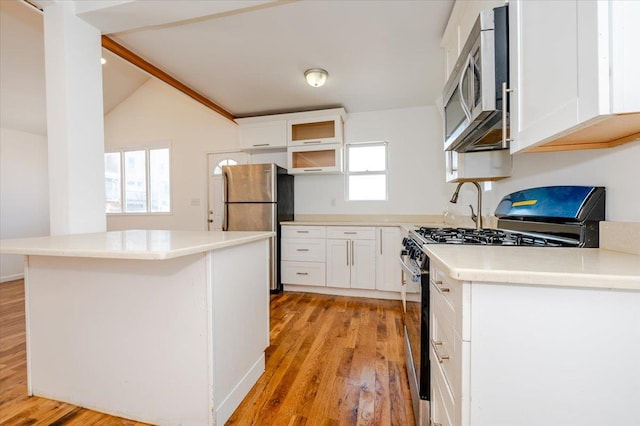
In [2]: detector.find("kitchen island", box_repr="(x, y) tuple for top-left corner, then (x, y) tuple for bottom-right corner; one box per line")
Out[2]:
(422, 244), (640, 426)
(0, 229), (274, 426)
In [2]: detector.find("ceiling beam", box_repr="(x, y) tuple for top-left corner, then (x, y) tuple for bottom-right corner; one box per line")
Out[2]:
(101, 35), (236, 123)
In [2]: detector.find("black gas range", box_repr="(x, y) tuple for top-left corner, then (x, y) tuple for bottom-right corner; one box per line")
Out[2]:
(401, 186), (605, 425)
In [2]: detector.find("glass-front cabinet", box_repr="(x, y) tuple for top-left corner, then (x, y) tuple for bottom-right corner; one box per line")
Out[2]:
(287, 144), (343, 174)
(288, 115), (343, 146)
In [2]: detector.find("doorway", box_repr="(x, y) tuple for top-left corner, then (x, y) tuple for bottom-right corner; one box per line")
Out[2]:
(207, 152), (248, 231)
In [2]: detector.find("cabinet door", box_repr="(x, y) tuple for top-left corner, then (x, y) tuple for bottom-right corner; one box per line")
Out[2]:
(287, 144), (343, 175)
(510, 0), (579, 153)
(351, 239), (376, 290)
(288, 116), (343, 145)
(326, 239), (351, 288)
(375, 227), (402, 292)
(239, 120), (287, 150)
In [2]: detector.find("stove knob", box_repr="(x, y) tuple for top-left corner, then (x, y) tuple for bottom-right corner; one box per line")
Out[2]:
(402, 237), (409, 246)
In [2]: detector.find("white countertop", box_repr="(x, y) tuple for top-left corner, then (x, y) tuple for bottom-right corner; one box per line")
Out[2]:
(423, 245), (640, 290)
(281, 221), (445, 228)
(0, 230), (275, 260)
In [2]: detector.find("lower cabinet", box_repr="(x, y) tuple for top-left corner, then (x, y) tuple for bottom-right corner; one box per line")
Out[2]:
(429, 261), (640, 426)
(326, 227), (376, 289)
(281, 226), (326, 287)
(375, 226), (404, 292)
(326, 237), (376, 289)
(281, 224), (405, 296)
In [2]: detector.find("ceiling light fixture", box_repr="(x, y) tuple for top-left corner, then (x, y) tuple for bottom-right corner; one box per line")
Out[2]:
(101, 57), (107, 65)
(304, 68), (328, 87)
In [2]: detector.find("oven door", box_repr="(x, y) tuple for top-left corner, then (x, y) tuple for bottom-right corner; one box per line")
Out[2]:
(401, 252), (430, 425)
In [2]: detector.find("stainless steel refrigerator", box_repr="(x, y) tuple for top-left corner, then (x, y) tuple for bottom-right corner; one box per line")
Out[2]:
(221, 163), (294, 292)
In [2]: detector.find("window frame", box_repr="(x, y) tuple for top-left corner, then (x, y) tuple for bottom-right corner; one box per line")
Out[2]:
(345, 141), (389, 202)
(105, 142), (172, 215)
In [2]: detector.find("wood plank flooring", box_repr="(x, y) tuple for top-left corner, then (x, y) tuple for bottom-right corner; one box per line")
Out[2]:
(0, 279), (414, 425)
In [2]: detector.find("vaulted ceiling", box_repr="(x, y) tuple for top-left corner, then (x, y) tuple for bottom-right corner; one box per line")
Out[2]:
(1, 0), (454, 134)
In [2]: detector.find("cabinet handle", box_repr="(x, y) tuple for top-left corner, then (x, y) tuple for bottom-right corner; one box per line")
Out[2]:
(303, 168), (322, 172)
(432, 341), (449, 363)
(296, 230), (309, 233)
(296, 248), (309, 252)
(502, 82), (514, 149)
(346, 241), (350, 266)
(343, 232), (357, 235)
(379, 229), (383, 255)
(351, 240), (355, 265)
(302, 140), (321, 144)
(434, 279), (450, 293)
(296, 272), (308, 276)
(252, 143), (269, 147)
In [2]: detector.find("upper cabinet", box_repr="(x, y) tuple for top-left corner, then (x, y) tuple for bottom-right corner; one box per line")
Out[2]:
(288, 114), (344, 146)
(509, 0), (640, 153)
(236, 119), (287, 151)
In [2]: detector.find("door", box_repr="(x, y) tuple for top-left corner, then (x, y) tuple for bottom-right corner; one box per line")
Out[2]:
(326, 239), (350, 288)
(207, 152), (248, 231)
(375, 227), (402, 292)
(350, 239), (376, 290)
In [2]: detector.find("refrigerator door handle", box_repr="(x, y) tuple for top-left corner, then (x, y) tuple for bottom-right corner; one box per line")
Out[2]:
(222, 170), (229, 231)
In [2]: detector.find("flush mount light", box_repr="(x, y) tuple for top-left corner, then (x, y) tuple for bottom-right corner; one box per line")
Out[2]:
(101, 57), (107, 65)
(304, 68), (328, 87)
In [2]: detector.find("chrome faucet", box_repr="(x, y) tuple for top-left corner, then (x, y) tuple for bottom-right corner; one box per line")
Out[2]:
(449, 181), (483, 230)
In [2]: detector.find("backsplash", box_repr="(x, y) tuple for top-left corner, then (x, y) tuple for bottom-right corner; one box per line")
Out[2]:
(600, 222), (640, 255)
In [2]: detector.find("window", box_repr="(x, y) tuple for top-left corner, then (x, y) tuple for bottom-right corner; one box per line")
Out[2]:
(213, 159), (238, 175)
(346, 142), (388, 201)
(104, 146), (171, 213)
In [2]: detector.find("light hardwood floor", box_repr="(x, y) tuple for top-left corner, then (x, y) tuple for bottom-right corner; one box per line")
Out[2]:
(0, 279), (415, 425)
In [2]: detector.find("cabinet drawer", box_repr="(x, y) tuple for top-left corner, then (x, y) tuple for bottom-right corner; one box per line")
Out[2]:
(431, 286), (456, 395)
(281, 238), (325, 262)
(430, 343), (455, 426)
(281, 226), (326, 239)
(281, 261), (325, 286)
(430, 263), (470, 341)
(326, 227), (375, 240)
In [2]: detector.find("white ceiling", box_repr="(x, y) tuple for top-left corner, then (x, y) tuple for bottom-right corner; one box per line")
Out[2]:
(1, 0), (454, 134)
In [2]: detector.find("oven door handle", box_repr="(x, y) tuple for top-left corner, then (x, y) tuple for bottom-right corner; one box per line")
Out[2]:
(398, 253), (421, 282)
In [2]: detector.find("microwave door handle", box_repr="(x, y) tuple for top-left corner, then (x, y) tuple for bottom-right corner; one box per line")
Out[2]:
(459, 54), (473, 120)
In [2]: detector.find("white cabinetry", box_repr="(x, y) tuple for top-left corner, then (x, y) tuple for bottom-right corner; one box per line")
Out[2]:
(236, 119), (287, 150)
(429, 261), (640, 426)
(287, 144), (343, 175)
(375, 227), (403, 292)
(326, 227), (376, 290)
(509, 0), (640, 153)
(287, 115), (343, 146)
(281, 226), (326, 287)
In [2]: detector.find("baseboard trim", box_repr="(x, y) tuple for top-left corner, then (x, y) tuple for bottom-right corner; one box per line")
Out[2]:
(215, 353), (265, 425)
(283, 284), (405, 301)
(1, 273), (24, 283)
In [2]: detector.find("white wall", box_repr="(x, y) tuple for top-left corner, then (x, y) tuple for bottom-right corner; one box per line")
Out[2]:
(486, 142), (640, 222)
(0, 128), (50, 282)
(295, 106), (449, 215)
(104, 78), (240, 231)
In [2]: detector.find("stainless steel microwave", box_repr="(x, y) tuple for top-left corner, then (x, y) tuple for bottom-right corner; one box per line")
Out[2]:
(443, 5), (509, 152)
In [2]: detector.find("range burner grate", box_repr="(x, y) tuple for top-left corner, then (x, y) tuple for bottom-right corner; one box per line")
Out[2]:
(413, 227), (567, 247)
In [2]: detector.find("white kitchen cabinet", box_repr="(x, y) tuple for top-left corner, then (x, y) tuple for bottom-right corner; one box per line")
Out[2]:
(326, 227), (376, 290)
(429, 261), (640, 426)
(287, 144), (343, 175)
(287, 114), (344, 146)
(281, 225), (326, 287)
(237, 119), (287, 151)
(375, 227), (403, 292)
(509, 0), (640, 153)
